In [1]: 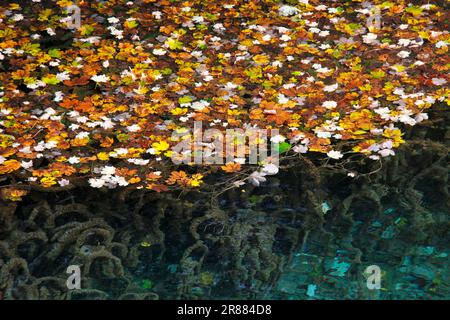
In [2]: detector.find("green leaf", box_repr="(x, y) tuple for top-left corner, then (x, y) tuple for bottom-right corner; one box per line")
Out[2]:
(48, 48), (62, 58)
(143, 32), (158, 40)
(178, 96), (193, 104)
(42, 75), (60, 85)
(249, 195), (263, 204)
(161, 68), (172, 75)
(262, 80), (273, 89)
(370, 70), (386, 79)
(277, 142), (291, 154)
(245, 67), (262, 79)
(141, 279), (153, 289)
(348, 23), (362, 32)
(405, 6), (423, 16)
(166, 38), (184, 50)
(116, 133), (129, 142)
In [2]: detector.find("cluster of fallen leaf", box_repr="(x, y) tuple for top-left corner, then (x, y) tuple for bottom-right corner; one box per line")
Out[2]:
(0, 0), (448, 200)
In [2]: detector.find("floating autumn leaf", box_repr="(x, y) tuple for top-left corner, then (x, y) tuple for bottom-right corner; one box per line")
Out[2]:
(49, 163), (76, 176)
(146, 183), (169, 193)
(40, 176), (57, 187)
(189, 174), (204, 187)
(252, 54), (270, 65)
(146, 172), (162, 181)
(221, 162), (242, 173)
(128, 177), (141, 184)
(151, 141), (170, 154)
(166, 171), (188, 185)
(1, 188), (29, 201)
(166, 38), (184, 50)
(0, 160), (21, 174)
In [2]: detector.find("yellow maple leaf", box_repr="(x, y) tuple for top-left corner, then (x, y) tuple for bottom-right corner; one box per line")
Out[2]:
(152, 141), (170, 154)
(253, 54), (270, 65)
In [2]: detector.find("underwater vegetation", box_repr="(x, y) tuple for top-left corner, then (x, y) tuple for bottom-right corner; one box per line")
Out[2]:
(0, 0), (448, 300)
